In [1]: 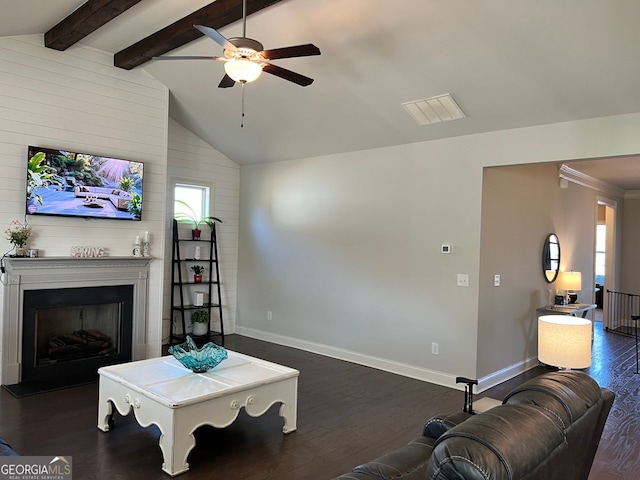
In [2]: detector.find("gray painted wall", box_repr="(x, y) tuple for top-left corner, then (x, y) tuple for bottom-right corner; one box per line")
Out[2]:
(237, 112), (640, 389)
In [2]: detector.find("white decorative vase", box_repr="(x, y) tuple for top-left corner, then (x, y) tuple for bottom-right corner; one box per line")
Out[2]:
(192, 322), (208, 336)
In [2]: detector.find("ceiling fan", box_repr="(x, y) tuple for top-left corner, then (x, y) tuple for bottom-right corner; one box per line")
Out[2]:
(154, 0), (321, 89)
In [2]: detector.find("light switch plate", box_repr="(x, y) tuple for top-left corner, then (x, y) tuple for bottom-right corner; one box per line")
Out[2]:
(457, 274), (469, 287)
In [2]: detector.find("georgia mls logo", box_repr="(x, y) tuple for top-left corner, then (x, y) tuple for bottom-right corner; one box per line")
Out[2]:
(0, 455), (72, 479)
(49, 457), (72, 475)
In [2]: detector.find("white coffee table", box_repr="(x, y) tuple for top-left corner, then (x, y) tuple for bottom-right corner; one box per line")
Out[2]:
(97, 350), (299, 476)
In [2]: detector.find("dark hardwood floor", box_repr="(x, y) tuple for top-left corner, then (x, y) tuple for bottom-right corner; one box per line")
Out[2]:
(0, 317), (637, 479)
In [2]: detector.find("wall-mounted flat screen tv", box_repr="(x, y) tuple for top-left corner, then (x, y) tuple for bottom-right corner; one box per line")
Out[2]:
(26, 146), (143, 221)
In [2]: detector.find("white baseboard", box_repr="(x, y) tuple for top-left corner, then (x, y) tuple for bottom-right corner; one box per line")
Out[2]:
(476, 357), (540, 393)
(235, 326), (539, 394)
(236, 326), (465, 390)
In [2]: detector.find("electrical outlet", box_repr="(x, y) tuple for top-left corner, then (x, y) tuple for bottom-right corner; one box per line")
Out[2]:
(494, 274), (501, 287)
(457, 274), (469, 287)
(432, 342), (439, 355)
(267, 311), (272, 321)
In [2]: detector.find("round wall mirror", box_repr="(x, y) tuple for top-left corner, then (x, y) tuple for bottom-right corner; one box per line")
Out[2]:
(542, 233), (561, 283)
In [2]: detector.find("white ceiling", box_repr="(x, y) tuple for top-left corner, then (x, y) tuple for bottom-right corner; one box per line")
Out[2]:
(2, 0), (640, 188)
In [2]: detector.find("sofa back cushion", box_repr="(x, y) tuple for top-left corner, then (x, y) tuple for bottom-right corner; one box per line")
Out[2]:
(502, 371), (602, 428)
(427, 405), (566, 480)
(502, 371), (613, 480)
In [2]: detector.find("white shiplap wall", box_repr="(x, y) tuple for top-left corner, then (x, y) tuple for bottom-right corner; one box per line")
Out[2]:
(163, 118), (240, 340)
(0, 35), (169, 381)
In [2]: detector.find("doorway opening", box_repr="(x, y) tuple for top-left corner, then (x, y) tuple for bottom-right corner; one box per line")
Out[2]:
(595, 198), (617, 327)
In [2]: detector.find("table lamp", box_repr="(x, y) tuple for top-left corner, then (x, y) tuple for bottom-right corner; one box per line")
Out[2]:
(538, 315), (591, 369)
(560, 271), (582, 304)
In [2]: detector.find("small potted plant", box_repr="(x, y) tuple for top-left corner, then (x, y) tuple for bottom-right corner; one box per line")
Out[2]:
(190, 309), (209, 336)
(174, 199), (222, 240)
(191, 265), (205, 283)
(5, 220), (32, 257)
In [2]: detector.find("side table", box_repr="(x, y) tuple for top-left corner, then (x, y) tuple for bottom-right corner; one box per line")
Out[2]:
(536, 303), (597, 319)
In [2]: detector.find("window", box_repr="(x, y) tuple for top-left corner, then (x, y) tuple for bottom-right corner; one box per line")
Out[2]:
(174, 183), (210, 219)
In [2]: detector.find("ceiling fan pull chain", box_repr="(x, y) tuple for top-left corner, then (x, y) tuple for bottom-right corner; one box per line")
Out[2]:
(241, 81), (246, 128)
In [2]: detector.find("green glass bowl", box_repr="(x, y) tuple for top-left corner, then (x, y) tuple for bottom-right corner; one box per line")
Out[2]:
(168, 336), (228, 373)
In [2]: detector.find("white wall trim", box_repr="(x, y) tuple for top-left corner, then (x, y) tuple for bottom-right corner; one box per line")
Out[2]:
(558, 164), (625, 198)
(476, 356), (540, 393)
(237, 326), (539, 393)
(236, 326), (465, 390)
(625, 190), (640, 199)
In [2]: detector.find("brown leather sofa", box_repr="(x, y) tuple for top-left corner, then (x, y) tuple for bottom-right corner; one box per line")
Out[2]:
(336, 371), (614, 480)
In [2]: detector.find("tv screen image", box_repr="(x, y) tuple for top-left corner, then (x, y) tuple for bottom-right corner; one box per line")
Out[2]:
(26, 146), (143, 221)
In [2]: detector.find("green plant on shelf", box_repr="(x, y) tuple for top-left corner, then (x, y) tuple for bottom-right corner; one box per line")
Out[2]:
(191, 310), (209, 324)
(174, 199), (222, 230)
(191, 265), (205, 274)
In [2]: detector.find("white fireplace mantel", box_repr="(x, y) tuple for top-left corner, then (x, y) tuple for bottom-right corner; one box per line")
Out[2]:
(2, 256), (151, 385)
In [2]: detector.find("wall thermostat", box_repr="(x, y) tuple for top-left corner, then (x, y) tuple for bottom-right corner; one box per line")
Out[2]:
(441, 244), (451, 254)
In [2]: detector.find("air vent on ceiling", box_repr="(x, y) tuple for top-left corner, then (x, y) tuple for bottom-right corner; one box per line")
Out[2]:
(402, 93), (466, 126)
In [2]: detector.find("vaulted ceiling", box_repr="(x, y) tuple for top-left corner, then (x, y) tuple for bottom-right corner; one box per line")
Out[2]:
(3, 0), (640, 186)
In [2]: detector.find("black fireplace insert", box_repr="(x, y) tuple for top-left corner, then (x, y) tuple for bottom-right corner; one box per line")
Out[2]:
(21, 285), (134, 387)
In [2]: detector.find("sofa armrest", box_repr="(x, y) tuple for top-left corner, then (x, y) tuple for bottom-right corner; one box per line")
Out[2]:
(423, 411), (473, 439)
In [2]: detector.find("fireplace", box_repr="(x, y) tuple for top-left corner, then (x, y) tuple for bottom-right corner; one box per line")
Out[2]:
(1, 257), (150, 388)
(21, 285), (134, 385)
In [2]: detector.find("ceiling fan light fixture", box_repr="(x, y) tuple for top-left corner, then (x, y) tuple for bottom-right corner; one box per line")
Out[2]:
(224, 59), (262, 83)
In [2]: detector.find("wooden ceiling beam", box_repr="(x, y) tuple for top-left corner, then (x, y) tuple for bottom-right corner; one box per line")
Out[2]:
(45, 0), (143, 51)
(114, 0), (284, 70)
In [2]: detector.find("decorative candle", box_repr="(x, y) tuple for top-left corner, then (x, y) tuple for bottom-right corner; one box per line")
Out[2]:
(135, 235), (140, 245)
(144, 231), (150, 243)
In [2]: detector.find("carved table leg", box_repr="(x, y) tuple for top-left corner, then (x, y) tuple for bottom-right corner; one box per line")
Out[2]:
(279, 378), (298, 434)
(97, 379), (115, 432)
(97, 398), (114, 432)
(159, 427), (194, 477)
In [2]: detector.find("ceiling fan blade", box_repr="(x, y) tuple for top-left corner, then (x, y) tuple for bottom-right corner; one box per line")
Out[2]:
(262, 44), (321, 60)
(194, 24), (237, 51)
(218, 74), (236, 88)
(263, 63), (314, 87)
(154, 55), (224, 61)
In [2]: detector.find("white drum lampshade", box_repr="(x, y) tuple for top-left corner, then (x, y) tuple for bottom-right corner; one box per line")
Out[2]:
(560, 271), (582, 291)
(538, 315), (592, 369)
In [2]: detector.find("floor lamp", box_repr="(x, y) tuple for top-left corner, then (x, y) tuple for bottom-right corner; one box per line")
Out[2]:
(538, 315), (592, 369)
